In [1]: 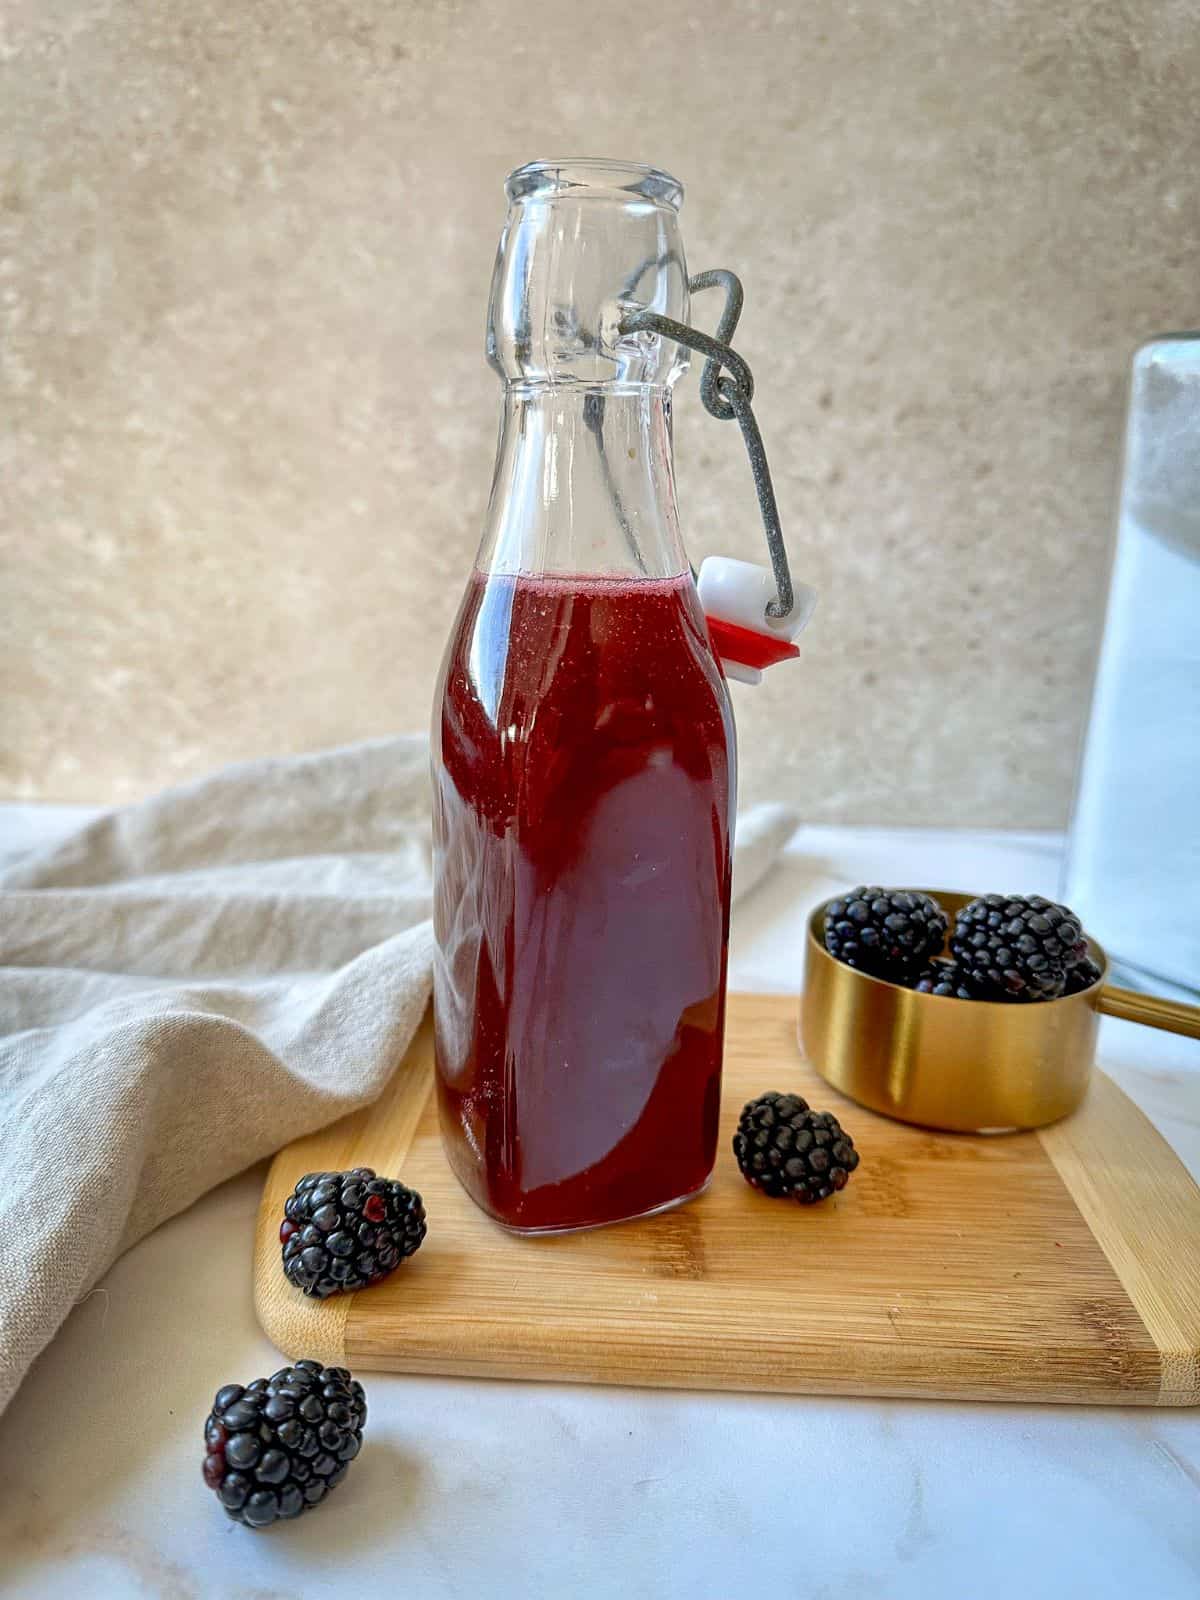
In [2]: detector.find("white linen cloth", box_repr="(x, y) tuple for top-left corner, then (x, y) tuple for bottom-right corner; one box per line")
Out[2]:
(0, 735), (794, 1414)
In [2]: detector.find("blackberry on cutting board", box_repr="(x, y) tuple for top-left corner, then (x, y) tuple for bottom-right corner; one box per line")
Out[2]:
(203, 1362), (366, 1527)
(733, 1091), (860, 1203)
(823, 887), (948, 981)
(281, 1168), (426, 1298)
(950, 894), (1088, 1002)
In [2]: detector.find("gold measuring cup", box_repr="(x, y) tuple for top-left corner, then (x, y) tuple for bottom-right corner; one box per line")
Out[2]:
(801, 890), (1200, 1134)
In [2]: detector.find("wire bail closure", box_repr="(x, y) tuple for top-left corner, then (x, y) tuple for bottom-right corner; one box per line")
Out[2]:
(618, 270), (794, 622)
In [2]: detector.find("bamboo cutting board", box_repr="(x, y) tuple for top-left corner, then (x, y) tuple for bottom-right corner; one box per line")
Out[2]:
(254, 994), (1200, 1405)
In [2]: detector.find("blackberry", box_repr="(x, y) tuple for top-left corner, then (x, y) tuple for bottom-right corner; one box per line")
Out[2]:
(733, 1091), (860, 1203)
(823, 887), (948, 981)
(203, 1361), (366, 1527)
(912, 959), (974, 998)
(1064, 955), (1103, 995)
(281, 1168), (426, 1298)
(950, 894), (1088, 1002)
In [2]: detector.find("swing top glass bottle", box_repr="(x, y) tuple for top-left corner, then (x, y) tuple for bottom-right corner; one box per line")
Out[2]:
(431, 161), (735, 1232)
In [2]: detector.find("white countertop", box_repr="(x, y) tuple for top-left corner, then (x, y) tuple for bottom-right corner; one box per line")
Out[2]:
(2, 816), (1198, 1599)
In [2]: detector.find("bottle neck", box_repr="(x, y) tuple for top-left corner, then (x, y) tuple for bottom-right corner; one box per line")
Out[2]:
(476, 384), (687, 581)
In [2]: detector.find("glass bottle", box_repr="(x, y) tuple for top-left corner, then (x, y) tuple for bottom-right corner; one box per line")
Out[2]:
(431, 160), (736, 1232)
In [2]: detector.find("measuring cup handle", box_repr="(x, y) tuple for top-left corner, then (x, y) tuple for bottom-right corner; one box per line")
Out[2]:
(1096, 984), (1200, 1040)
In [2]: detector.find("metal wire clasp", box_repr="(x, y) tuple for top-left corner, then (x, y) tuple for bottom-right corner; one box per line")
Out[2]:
(618, 270), (794, 622)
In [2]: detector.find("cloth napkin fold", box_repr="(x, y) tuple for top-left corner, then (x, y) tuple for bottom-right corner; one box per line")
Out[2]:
(0, 736), (795, 1413)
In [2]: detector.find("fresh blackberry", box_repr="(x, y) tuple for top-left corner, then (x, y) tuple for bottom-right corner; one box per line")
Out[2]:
(823, 887), (948, 981)
(950, 894), (1088, 1002)
(1064, 955), (1103, 995)
(203, 1361), (366, 1527)
(733, 1091), (860, 1203)
(281, 1168), (426, 1298)
(912, 959), (974, 998)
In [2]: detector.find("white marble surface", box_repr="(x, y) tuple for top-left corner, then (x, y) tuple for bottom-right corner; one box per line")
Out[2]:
(2, 816), (1198, 1599)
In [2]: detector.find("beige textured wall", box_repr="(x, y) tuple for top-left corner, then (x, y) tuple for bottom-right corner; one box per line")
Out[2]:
(3, 1), (1198, 821)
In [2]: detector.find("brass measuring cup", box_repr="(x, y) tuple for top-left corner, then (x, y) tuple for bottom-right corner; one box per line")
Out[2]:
(800, 889), (1200, 1133)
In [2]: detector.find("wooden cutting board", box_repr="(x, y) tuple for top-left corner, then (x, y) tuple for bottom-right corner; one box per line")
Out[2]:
(254, 993), (1200, 1406)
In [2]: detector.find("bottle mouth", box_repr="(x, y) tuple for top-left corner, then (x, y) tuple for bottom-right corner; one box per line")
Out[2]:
(506, 159), (683, 210)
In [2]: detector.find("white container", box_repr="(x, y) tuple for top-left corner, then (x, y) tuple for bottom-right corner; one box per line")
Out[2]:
(1064, 337), (1200, 997)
